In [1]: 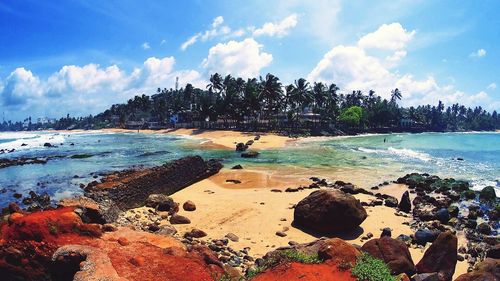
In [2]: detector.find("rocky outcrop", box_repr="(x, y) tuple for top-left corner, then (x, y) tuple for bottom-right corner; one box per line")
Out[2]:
(293, 189), (367, 234)
(85, 156), (222, 211)
(0, 207), (225, 281)
(361, 236), (415, 276)
(415, 231), (457, 281)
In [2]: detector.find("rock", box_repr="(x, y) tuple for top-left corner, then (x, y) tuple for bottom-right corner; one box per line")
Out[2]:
(413, 273), (440, 281)
(235, 143), (248, 151)
(447, 205), (459, 217)
(436, 208), (450, 223)
(225, 179), (242, 184)
(158, 225), (177, 236)
(225, 233), (239, 242)
(270, 189), (282, 193)
(231, 164), (243, 169)
(293, 189), (367, 234)
(385, 196), (399, 207)
(463, 190), (476, 200)
(398, 191), (411, 213)
(241, 151), (259, 158)
(317, 238), (361, 265)
(479, 186), (497, 203)
(275, 231), (287, 237)
(185, 228), (207, 238)
(145, 194), (176, 212)
(476, 223), (491, 235)
(43, 142), (53, 147)
(381, 227), (392, 237)
(416, 231), (457, 281)
(361, 236), (415, 276)
(415, 229), (440, 246)
(486, 244), (500, 259)
(183, 200), (196, 211)
(245, 140), (254, 146)
(59, 196), (121, 224)
(170, 214), (191, 224)
(455, 258), (500, 281)
(85, 156), (222, 211)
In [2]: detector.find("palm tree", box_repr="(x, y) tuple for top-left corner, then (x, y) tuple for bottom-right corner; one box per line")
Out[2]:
(259, 74), (283, 125)
(390, 88), (402, 103)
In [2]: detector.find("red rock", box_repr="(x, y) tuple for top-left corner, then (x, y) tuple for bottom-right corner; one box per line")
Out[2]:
(118, 237), (130, 246)
(361, 236), (415, 276)
(416, 231), (457, 281)
(318, 238), (361, 266)
(454, 258), (500, 281)
(129, 256), (146, 266)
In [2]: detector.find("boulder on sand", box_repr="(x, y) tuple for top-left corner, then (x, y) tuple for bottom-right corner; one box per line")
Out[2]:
(416, 231), (457, 281)
(398, 191), (411, 213)
(170, 214), (191, 224)
(293, 189), (367, 234)
(361, 236), (415, 276)
(183, 200), (196, 211)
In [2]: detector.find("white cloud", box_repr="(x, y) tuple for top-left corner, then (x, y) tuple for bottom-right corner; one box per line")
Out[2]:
(252, 14), (298, 37)
(160, 39), (167, 45)
(308, 22), (495, 110)
(200, 16), (231, 41)
(1, 68), (44, 107)
(141, 42), (151, 50)
(358, 23), (416, 51)
(487, 83), (496, 90)
(202, 38), (272, 78)
(470, 48), (486, 58)
(0, 57), (204, 119)
(180, 34), (200, 51)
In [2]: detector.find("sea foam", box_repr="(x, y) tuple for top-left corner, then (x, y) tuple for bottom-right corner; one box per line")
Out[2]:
(0, 132), (65, 151)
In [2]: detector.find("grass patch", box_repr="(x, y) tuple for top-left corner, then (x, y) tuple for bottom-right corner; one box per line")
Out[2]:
(352, 253), (395, 281)
(47, 221), (59, 235)
(279, 249), (322, 264)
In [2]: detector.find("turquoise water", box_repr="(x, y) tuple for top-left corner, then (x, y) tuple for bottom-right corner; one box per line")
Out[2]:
(0, 131), (498, 207)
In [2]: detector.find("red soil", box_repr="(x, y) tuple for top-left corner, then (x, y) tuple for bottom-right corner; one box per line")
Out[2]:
(253, 262), (357, 281)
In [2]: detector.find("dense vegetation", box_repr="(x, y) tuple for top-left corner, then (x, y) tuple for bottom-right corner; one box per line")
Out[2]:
(1, 73), (499, 133)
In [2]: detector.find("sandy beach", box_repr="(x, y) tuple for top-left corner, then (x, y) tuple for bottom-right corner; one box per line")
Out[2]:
(103, 128), (294, 150)
(167, 169), (469, 279)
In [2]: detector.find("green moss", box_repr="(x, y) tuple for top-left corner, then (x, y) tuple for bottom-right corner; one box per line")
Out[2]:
(47, 222), (58, 235)
(352, 253), (396, 281)
(246, 266), (267, 279)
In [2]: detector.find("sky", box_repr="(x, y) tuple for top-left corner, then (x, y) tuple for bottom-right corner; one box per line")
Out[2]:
(0, 0), (499, 121)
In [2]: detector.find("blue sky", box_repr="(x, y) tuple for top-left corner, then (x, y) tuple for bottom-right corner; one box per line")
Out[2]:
(0, 0), (499, 121)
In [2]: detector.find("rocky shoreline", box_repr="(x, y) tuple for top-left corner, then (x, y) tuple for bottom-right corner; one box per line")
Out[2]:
(0, 156), (498, 280)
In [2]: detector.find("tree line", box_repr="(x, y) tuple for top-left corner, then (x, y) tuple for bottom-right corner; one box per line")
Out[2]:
(1, 73), (499, 133)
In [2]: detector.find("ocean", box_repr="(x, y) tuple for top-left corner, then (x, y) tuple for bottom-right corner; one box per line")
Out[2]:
(0, 131), (498, 207)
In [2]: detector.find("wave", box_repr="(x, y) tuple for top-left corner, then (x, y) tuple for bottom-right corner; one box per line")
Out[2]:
(0, 132), (65, 151)
(357, 146), (432, 162)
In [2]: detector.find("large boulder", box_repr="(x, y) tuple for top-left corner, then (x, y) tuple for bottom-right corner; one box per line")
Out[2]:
(361, 236), (415, 276)
(416, 231), (457, 281)
(293, 190), (367, 234)
(317, 238), (361, 266)
(454, 258), (500, 281)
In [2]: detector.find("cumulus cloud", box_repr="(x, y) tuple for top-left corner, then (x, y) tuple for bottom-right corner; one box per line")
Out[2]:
(202, 38), (272, 78)
(141, 42), (151, 50)
(469, 48), (486, 58)
(358, 23), (415, 51)
(252, 14), (298, 37)
(0, 57), (205, 119)
(308, 22), (494, 110)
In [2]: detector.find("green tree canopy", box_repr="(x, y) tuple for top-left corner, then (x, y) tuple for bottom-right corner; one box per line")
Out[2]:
(339, 106), (363, 127)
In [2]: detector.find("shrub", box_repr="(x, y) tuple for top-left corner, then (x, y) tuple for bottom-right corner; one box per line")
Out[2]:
(351, 253), (395, 281)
